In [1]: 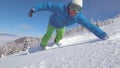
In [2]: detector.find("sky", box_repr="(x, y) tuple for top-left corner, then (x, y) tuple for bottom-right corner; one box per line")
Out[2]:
(0, 0), (120, 37)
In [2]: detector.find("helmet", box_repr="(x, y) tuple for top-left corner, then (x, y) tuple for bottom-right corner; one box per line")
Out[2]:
(71, 0), (83, 8)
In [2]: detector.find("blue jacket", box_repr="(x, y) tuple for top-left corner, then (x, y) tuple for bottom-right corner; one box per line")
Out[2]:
(33, 2), (107, 39)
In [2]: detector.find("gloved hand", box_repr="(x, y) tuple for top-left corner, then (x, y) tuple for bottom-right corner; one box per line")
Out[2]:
(103, 35), (109, 40)
(28, 9), (34, 17)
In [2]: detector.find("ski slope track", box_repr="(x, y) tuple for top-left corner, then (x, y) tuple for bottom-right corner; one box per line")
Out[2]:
(0, 17), (120, 68)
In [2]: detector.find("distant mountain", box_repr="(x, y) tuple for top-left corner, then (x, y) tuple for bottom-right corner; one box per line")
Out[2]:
(0, 33), (22, 44)
(0, 33), (22, 37)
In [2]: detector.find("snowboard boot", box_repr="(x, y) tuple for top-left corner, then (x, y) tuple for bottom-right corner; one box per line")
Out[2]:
(54, 39), (61, 47)
(40, 44), (46, 50)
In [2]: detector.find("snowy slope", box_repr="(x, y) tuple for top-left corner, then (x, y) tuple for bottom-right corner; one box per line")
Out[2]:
(0, 17), (120, 68)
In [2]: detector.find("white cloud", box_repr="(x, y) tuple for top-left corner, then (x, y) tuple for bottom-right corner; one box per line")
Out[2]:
(19, 23), (31, 30)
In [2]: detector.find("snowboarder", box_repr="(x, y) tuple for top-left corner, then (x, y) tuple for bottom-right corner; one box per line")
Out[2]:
(28, 0), (109, 50)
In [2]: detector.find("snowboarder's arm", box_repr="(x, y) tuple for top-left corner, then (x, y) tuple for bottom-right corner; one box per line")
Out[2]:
(77, 14), (108, 40)
(28, 2), (64, 17)
(32, 2), (63, 12)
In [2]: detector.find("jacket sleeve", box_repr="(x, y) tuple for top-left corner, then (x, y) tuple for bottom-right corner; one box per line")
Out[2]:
(77, 13), (107, 39)
(32, 2), (63, 13)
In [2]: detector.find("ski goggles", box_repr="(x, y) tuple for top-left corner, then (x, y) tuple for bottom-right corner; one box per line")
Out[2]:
(69, 3), (81, 13)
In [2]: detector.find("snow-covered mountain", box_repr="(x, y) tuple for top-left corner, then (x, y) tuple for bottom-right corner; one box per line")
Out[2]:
(0, 33), (22, 44)
(0, 16), (120, 68)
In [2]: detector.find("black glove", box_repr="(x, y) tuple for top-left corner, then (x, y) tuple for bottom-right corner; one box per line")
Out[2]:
(28, 9), (34, 17)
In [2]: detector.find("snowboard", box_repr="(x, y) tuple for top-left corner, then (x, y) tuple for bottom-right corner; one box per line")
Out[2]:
(28, 42), (60, 53)
(28, 38), (102, 53)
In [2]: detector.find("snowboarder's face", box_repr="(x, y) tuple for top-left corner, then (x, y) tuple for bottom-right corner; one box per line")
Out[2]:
(68, 3), (81, 16)
(69, 9), (77, 16)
